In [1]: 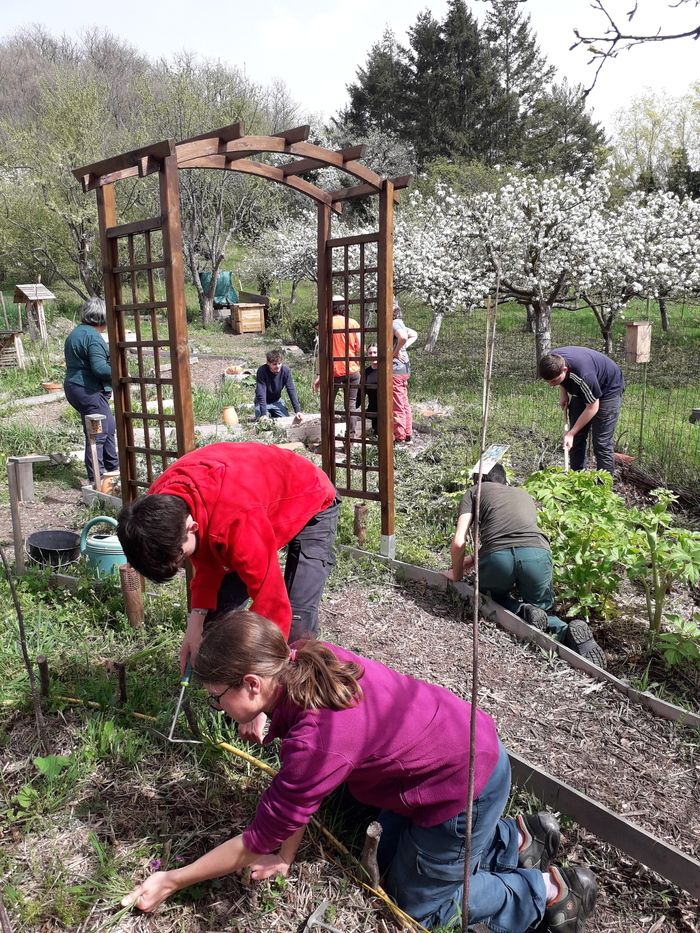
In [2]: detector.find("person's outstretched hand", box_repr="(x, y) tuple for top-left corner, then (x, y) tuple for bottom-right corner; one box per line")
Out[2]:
(121, 871), (179, 913)
(244, 853), (292, 881)
(292, 412), (304, 425)
(563, 431), (574, 451)
(238, 711), (268, 743)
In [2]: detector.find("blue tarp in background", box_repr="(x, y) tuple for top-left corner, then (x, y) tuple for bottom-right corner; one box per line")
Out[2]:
(198, 271), (239, 307)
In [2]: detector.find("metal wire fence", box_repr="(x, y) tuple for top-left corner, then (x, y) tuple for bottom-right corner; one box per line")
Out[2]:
(408, 299), (700, 491)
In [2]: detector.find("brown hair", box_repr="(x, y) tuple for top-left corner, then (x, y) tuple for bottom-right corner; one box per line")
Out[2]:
(538, 353), (567, 380)
(117, 494), (189, 582)
(193, 610), (364, 711)
(266, 349), (284, 364)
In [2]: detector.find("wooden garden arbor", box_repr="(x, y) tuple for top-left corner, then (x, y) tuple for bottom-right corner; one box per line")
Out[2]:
(73, 124), (411, 556)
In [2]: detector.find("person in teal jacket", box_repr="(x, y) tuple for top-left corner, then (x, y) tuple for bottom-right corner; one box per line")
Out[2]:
(64, 297), (119, 488)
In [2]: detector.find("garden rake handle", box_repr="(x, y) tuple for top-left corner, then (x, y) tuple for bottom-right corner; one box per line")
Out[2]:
(563, 408), (570, 472)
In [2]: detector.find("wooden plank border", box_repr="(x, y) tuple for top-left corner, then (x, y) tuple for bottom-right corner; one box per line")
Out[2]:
(340, 546), (700, 899)
(340, 547), (700, 730)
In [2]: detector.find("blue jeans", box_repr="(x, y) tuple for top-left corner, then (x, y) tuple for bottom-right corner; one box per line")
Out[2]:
(479, 547), (567, 638)
(378, 743), (546, 932)
(64, 381), (118, 484)
(568, 393), (622, 475)
(255, 399), (289, 419)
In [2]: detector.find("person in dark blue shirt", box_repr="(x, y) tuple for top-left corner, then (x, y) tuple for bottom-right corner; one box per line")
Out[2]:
(538, 347), (624, 475)
(254, 349), (302, 422)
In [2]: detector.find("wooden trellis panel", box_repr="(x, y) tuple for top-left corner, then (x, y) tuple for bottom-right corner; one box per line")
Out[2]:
(317, 181), (395, 554)
(95, 156), (194, 501)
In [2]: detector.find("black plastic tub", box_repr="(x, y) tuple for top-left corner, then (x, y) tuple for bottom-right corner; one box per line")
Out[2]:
(26, 530), (81, 567)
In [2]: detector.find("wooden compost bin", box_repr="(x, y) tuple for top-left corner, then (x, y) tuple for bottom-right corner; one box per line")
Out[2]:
(231, 303), (265, 335)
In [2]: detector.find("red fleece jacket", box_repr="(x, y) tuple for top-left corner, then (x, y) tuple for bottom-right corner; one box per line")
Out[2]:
(149, 443), (336, 637)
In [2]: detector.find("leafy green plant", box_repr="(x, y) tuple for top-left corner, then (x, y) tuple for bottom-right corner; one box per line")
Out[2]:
(524, 468), (629, 620)
(656, 614), (700, 670)
(34, 755), (71, 782)
(289, 309), (317, 352)
(624, 489), (700, 635)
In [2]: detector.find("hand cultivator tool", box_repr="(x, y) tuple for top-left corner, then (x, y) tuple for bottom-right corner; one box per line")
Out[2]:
(166, 659), (202, 745)
(302, 900), (343, 933)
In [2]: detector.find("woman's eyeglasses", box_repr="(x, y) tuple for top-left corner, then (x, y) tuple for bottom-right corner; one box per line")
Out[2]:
(209, 685), (234, 711)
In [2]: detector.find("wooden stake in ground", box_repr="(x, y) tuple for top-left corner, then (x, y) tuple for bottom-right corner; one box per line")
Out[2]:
(360, 821), (383, 887)
(461, 292), (499, 933)
(0, 545), (51, 754)
(119, 564), (144, 629)
(353, 502), (369, 546)
(85, 413), (105, 489)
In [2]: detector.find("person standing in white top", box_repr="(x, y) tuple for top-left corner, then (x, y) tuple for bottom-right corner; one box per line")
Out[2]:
(392, 300), (418, 444)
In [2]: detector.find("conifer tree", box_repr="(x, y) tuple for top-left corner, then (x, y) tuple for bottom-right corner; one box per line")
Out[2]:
(522, 80), (607, 175)
(341, 28), (411, 139)
(483, 0), (555, 163)
(405, 11), (446, 163)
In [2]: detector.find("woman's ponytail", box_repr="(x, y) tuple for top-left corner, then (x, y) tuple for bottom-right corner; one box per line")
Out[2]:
(194, 610), (363, 710)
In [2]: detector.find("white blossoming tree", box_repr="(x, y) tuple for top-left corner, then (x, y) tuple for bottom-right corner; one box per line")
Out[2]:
(462, 172), (611, 361)
(394, 185), (490, 352)
(576, 190), (700, 351)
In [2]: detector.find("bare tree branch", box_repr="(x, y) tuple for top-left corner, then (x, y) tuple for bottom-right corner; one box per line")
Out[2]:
(571, 0), (700, 96)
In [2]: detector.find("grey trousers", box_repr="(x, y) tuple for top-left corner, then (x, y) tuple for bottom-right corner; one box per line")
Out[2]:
(215, 497), (340, 641)
(568, 393), (622, 474)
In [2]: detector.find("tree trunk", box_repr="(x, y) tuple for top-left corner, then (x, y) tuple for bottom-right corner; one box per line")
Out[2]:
(290, 279), (299, 305)
(658, 297), (669, 332)
(524, 302), (536, 334)
(533, 302), (552, 364)
(603, 328), (613, 356)
(200, 294), (214, 326)
(423, 311), (444, 353)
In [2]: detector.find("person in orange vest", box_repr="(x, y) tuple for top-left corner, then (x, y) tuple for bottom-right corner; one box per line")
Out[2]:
(313, 294), (361, 436)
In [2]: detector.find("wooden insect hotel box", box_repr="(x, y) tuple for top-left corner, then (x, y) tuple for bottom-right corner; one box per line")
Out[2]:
(624, 321), (652, 364)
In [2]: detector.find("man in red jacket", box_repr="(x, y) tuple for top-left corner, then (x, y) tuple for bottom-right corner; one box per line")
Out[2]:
(117, 441), (339, 671)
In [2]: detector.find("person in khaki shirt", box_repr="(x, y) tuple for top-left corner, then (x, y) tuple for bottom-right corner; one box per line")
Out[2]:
(443, 464), (606, 667)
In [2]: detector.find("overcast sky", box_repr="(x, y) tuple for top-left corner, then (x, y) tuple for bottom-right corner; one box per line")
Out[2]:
(1, 0), (698, 130)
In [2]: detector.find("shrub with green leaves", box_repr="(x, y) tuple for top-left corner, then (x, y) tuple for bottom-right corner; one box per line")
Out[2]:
(524, 471), (700, 668)
(524, 468), (629, 620)
(624, 489), (700, 635)
(657, 614), (700, 670)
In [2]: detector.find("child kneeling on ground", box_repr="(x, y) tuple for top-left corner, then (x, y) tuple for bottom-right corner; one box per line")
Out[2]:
(122, 611), (597, 933)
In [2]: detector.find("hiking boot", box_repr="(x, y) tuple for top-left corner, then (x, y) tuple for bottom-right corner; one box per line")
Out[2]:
(516, 812), (561, 871)
(544, 865), (597, 933)
(563, 621), (607, 668)
(520, 603), (549, 632)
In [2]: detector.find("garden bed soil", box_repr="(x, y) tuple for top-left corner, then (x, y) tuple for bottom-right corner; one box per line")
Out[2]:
(2, 571), (698, 932)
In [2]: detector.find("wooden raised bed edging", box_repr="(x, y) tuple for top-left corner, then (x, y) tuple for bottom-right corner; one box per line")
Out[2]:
(340, 547), (700, 731)
(340, 546), (700, 899)
(507, 750), (700, 900)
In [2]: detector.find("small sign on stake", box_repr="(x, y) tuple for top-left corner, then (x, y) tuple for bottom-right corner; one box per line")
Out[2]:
(469, 443), (510, 477)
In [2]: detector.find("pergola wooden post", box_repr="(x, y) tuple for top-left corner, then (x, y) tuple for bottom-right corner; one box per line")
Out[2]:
(74, 124), (410, 543)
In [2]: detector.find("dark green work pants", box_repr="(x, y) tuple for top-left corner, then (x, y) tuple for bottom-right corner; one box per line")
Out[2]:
(479, 546), (567, 638)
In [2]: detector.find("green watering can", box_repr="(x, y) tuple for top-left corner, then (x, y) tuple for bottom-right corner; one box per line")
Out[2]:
(80, 516), (127, 576)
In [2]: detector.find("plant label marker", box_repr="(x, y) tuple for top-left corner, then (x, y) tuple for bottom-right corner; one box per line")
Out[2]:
(469, 443), (510, 477)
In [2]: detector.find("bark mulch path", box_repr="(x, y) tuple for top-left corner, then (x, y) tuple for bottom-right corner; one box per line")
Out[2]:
(321, 570), (700, 933)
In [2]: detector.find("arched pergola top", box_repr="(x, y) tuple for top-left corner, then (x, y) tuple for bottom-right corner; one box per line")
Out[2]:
(72, 121), (411, 550)
(73, 122), (411, 209)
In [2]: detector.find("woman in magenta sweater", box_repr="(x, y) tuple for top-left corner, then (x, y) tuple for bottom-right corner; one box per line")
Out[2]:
(122, 612), (596, 933)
